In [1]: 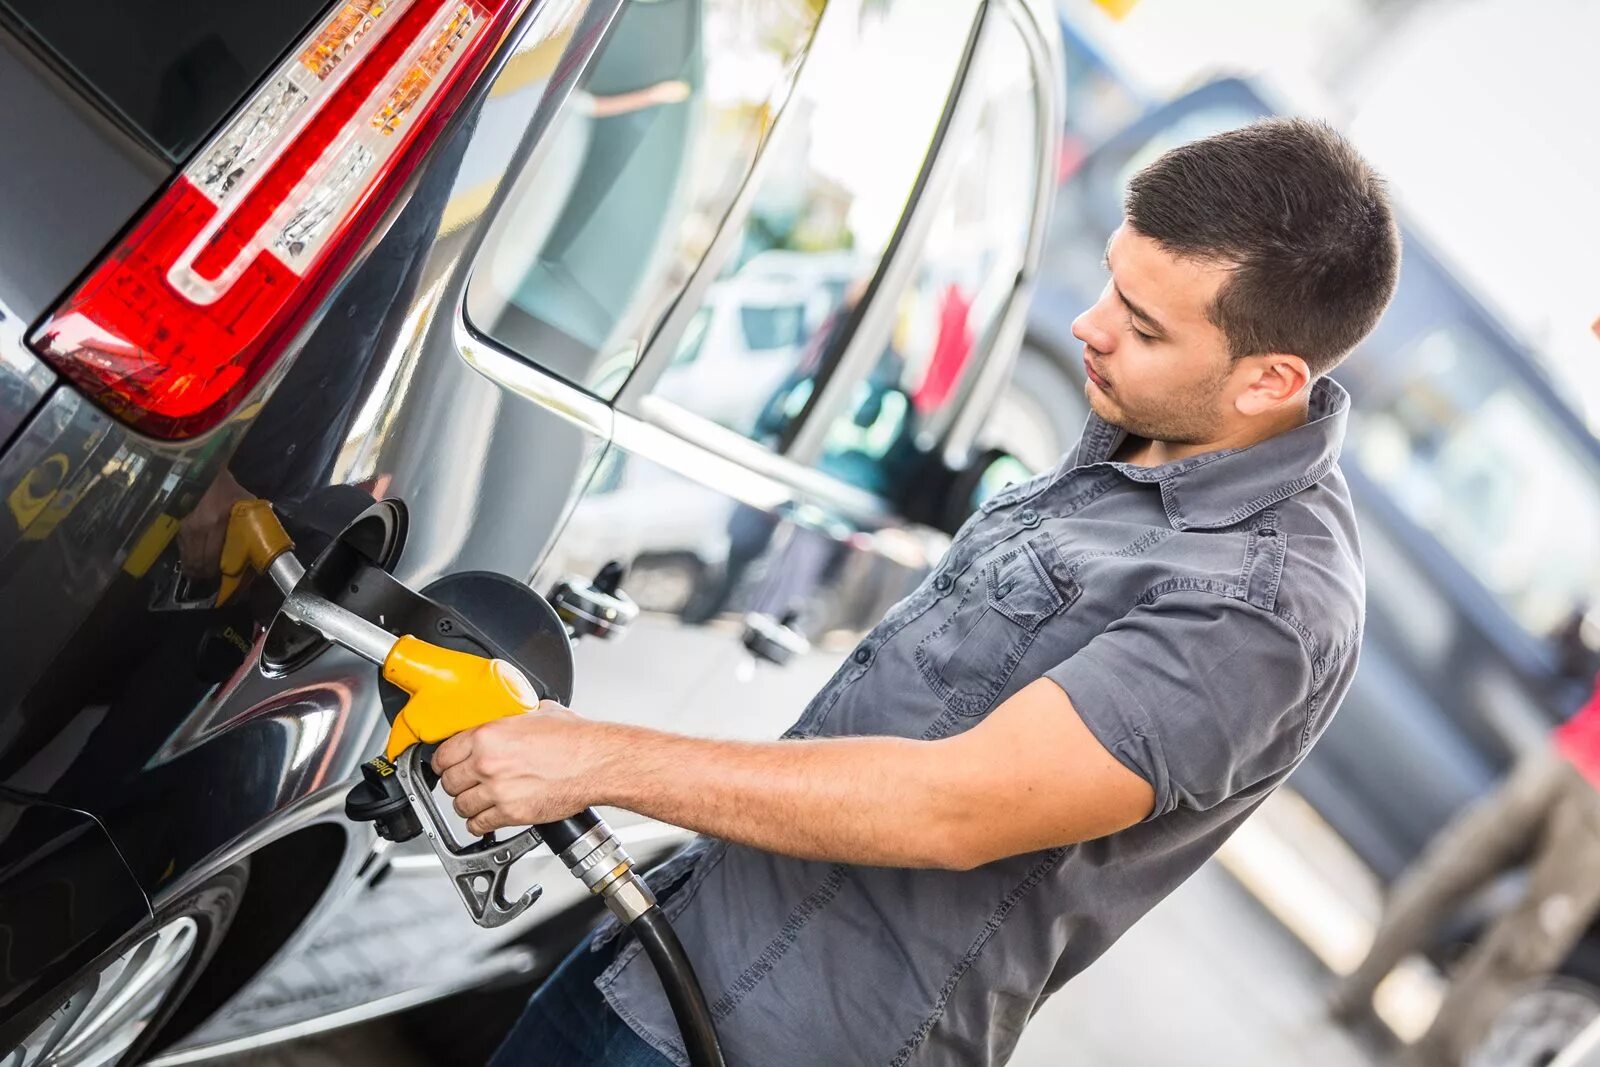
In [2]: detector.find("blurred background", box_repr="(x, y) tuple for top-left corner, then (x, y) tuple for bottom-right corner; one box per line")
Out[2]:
(209, 0), (1600, 1063)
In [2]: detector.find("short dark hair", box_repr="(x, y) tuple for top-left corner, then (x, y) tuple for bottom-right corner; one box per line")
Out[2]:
(1125, 117), (1400, 377)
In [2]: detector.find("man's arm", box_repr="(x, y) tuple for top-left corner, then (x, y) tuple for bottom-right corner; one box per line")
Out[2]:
(433, 677), (1154, 871)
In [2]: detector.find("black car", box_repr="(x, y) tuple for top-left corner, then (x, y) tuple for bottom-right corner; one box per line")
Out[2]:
(0, 1), (1065, 1062)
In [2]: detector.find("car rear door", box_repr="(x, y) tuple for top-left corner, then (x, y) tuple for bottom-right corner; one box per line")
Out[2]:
(514, 0), (1060, 758)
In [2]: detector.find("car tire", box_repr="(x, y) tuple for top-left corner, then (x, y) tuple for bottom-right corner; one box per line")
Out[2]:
(1466, 977), (1600, 1067)
(4, 863), (249, 1067)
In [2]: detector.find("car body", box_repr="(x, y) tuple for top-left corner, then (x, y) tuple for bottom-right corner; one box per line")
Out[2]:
(0, 1), (1063, 1062)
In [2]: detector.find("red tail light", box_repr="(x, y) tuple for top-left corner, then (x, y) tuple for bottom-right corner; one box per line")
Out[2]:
(31, 0), (531, 439)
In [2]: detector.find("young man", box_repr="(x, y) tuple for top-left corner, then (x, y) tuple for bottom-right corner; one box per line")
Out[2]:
(437, 118), (1400, 1065)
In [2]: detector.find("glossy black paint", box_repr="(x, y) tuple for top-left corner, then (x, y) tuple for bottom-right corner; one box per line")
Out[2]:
(2, 0), (332, 160)
(0, 27), (167, 317)
(0, 790), (150, 1049)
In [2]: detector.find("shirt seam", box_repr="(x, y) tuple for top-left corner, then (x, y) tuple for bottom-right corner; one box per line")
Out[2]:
(889, 847), (1070, 1066)
(1132, 584), (1322, 763)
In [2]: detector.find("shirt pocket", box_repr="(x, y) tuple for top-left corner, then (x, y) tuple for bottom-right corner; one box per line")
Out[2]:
(915, 532), (1079, 717)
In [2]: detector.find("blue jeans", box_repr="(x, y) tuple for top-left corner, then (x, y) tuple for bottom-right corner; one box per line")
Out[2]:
(488, 930), (673, 1067)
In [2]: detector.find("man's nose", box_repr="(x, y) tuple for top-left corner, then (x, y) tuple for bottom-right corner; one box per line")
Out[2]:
(1071, 301), (1116, 356)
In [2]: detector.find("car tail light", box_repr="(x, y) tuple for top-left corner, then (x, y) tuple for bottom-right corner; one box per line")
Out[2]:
(31, 0), (531, 439)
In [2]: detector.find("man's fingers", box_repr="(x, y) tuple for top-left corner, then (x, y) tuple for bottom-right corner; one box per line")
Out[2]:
(467, 808), (509, 837)
(438, 762), (479, 797)
(452, 785), (494, 821)
(177, 522), (221, 579)
(432, 731), (473, 774)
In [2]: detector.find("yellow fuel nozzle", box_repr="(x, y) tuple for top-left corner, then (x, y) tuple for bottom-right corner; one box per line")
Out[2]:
(380, 635), (541, 761)
(217, 499), (296, 605)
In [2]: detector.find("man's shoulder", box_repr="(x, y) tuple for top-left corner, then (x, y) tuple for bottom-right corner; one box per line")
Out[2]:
(1267, 460), (1364, 665)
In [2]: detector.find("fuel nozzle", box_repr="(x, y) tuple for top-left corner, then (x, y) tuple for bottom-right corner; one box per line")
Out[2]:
(221, 498), (724, 1062)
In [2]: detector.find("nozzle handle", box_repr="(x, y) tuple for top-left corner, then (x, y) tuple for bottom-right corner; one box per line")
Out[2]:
(380, 635), (542, 761)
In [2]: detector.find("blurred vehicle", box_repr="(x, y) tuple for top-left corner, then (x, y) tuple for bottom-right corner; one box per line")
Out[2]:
(0, 0), (1062, 1063)
(1019, 72), (1600, 1054)
(653, 251), (856, 437)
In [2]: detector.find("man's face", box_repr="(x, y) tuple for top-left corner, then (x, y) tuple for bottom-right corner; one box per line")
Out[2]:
(1071, 225), (1238, 445)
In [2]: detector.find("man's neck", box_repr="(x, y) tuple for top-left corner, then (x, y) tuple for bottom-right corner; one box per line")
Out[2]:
(1113, 404), (1311, 469)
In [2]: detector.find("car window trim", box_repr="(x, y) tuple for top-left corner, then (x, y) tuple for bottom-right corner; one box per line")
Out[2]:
(777, 4), (988, 467)
(625, 394), (894, 527)
(939, 0), (1064, 470)
(610, 0), (861, 414)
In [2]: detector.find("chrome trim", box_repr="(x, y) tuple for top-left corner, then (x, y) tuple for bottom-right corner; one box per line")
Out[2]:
(622, 397), (891, 525)
(612, 1), (839, 407)
(141, 948), (538, 1066)
(456, 322), (613, 440)
(944, 0), (1065, 464)
(784, 5), (988, 465)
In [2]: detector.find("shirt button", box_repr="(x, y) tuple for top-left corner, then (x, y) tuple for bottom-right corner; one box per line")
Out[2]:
(853, 647), (872, 665)
(1018, 508), (1041, 527)
(933, 574), (953, 592)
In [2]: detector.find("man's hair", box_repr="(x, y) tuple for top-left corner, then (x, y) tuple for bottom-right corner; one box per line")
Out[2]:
(1125, 117), (1400, 377)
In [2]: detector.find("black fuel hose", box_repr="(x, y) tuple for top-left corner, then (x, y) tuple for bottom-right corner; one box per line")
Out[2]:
(536, 811), (726, 1067)
(632, 904), (726, 1067)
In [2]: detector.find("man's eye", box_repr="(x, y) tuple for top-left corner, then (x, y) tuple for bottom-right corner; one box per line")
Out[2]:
(1127, 315), (1156, 342)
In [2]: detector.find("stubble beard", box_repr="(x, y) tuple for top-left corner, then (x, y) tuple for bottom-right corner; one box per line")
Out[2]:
(1085, 366), (1231, 447)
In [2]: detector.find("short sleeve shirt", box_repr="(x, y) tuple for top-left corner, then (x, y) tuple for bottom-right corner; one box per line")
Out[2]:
(594, 378), (1367, 1066)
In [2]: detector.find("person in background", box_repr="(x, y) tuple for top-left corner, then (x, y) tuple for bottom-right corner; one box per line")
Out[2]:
(1330, 669), (1600, 1065)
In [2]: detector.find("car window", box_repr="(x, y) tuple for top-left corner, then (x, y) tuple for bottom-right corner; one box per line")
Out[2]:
(465, 0), (823, 400)
(2, 0), (330, 160)
(648, 0), (980, 447)
(1350, 325), (1600, 638)
(809, 10), (1042, 498)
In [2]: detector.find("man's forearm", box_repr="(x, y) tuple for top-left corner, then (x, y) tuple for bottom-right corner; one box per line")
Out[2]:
(590, 724), (978, 869)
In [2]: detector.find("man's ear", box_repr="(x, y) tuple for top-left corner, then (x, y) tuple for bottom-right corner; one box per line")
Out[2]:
(1234, 354), (1311, 416)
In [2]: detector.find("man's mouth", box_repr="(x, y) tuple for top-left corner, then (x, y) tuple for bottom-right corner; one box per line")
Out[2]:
(1083, 355), (1110, 391)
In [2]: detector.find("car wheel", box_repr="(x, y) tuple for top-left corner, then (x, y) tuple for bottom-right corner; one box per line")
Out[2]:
(629, 553), (705, 616)
(984, 338), (1087, 474)
(3, 863), (249, 1067)
(1466, 977), (1600, 1067)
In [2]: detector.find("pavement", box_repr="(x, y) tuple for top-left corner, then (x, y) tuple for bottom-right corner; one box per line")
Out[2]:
(1011, 860), (1376, 1067)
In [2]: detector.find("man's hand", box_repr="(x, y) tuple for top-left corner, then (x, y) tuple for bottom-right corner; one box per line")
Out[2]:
(431, 700), (609, 836)
(176, 469), (253, 581)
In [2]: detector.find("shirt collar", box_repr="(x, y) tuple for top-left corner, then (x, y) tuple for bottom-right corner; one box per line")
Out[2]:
(1071, 377), (1350, 531)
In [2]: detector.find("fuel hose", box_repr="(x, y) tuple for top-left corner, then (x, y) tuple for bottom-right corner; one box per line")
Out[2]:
(538, 812), (727, 1067)
(234, 502), (725, 1065)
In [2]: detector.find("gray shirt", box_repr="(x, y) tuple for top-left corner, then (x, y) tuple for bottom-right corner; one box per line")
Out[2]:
(593, 378), (1365, 1065)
